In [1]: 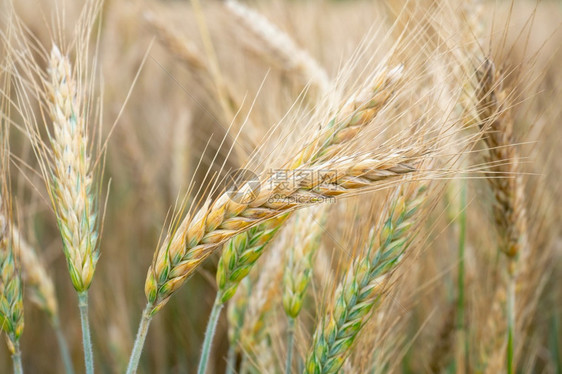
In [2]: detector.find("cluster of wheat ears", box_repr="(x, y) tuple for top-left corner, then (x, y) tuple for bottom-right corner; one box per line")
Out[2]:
(0, 0), (560, 373)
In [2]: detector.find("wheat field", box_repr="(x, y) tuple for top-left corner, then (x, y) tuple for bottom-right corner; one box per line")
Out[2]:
(0, 0), (561, 373)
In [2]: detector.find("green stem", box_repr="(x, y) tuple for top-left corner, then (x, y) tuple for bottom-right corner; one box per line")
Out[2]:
(457, 180), (468, 372)
(507, 271), (515, 374)
(10, 337), (23, 374)
(285, 317), (295, 374)
(226, 345), (237, 374)
(126, 303), (154, 374)
(53, 316), (75, 374)
(78, 291), (94, 374)
(197, 295), (224, 374)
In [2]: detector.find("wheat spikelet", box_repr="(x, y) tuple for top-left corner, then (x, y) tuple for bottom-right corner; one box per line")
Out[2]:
(0, 204), (24, 355)
(12, 228), (58, 322)
(282, 206), (325, 319)
(227, 277), (251, 351)
(0, 161), (24, 365)
(45, 46), (99, 292)
(288, 65), (403, 168)
(304, 186), (426, 374)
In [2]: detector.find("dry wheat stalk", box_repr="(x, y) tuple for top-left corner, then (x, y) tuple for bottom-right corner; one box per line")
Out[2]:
(476, 59), (527, 269)
(144, 10), (257, 156)
(11, 228), (57, 322)
(305, 185), (427, 374)
(428, 301), (457, 373)
(476, 59), (528, 372)
(45, 46), (99, 293)
(225, 0), (330, 95)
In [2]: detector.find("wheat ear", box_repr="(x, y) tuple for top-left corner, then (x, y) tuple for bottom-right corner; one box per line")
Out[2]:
(144, 61), (407, 312)
(283, 207), (326, 373)
(1, 103), (24, 374)
(304, 186), (426, 374)
(212, 64), (402, 307)
(45, 45), (98, 374)
(128, 64), (412, 372)
(0, 202), (24, 374)
(476, 59), (527, 373)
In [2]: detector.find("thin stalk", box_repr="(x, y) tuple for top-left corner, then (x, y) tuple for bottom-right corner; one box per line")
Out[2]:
(285, 317), (295, 374)
(240, 354), (249, 374)
(457, 180), (468, 372)
(507, 271), (515, 374)
(10, 337), (23, 374)
(78, 291), (94, 374)
(53, 316), (75, 374)
(226, 345), (236, 374)
(126, 303), (154, 374)
(197, 295), (224, 374)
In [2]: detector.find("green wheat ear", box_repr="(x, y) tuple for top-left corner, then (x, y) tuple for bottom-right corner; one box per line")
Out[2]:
(305, 186), (426, 374)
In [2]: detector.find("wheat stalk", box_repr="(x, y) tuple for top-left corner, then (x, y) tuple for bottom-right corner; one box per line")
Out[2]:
(476, 60), (527, 265)
(304, 186), (426, 374)
(225, 0), (330, 95)
(476, 59), (527, 373)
